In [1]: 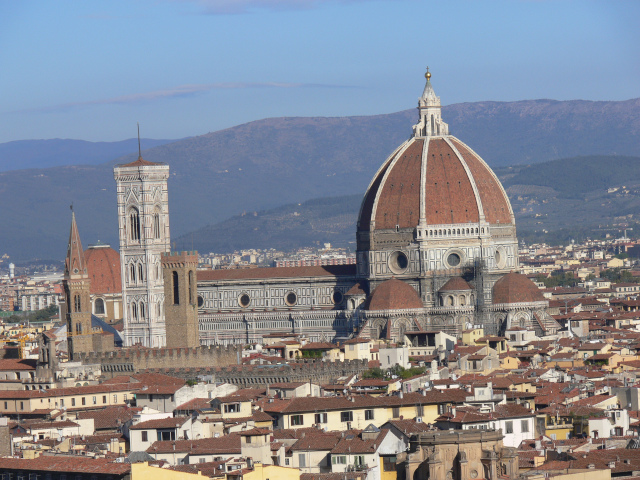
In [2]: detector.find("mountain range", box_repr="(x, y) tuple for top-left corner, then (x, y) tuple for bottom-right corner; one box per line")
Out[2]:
(1, 97), (639, 261)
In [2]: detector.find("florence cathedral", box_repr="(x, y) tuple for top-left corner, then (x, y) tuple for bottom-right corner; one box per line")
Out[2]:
(105, 70), (559, 348)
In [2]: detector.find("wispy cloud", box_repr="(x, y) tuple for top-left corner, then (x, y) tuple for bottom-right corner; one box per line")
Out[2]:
(13, 82), (357, 114)
(178, 0), (376, 15)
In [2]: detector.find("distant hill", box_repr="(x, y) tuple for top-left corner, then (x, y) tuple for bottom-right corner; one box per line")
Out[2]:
(1, 97), (639, 261)
(0, 138), (178, 172)
(177, 155), (640, 254)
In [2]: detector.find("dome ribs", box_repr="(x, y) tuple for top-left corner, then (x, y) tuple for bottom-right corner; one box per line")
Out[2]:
(374, 140), (423, 230)
(449, 138), (512, 225)
(424, 139), (479, 225)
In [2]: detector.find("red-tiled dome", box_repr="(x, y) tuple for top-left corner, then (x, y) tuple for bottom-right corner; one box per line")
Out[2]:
(358, 136), (513, 233)
(439, 277), (472, 292)
(84, 245), (121, 295)
(492, 272), (544, 304)
(365, 278), (423, 311)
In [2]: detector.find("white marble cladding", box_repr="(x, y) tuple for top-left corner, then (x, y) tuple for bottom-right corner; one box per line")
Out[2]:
(197, 276), (356, 313)
(198, 309), (357, 345)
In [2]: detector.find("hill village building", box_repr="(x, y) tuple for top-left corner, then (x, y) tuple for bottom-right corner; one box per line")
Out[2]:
(71, 71), (559, 351)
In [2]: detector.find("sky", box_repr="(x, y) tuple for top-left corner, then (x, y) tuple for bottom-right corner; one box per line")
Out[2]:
(0, 0), (638, 143)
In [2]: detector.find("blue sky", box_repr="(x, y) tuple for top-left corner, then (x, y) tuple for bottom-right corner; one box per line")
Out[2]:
(0, 0), (638, 143)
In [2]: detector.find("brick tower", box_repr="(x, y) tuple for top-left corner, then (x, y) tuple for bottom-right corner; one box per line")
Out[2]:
(162, 251), (199, 349)
(114, 153), (170, 347)
(64, 211), (100, 359)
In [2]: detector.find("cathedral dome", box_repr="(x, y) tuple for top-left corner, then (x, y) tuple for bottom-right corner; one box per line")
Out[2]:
(365, 278), (423, 311)
(84, 244), (121, 295)
(492, 272), (544, 304)
(357, 72), (514, 237)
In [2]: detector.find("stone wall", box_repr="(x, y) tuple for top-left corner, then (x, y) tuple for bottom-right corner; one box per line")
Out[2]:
(75, 345), (241, 379)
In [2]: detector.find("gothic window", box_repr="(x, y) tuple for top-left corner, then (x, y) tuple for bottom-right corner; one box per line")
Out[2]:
(138, 263), (144, 283)
(76, 323), (82, 334)
(139, 301), (146, 321)
(189, 270), (194, 304)
(157, 301), (162, 317)
(173, 271), (180, 305)
(74, 294), (81, 312)
(95, 298), (105, 315)
(130, 264), (136, 284)
(131, 302), (138, 321)
(129, 207), (141, 242)
(153, 208), (161, 239)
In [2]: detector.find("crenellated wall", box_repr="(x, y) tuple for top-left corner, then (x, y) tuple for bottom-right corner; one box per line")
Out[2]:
(75, 344), (241, 379)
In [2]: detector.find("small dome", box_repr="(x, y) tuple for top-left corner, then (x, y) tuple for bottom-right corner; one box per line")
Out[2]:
(366, 278), (423, 311)
(84, 245), (121, 295)
(492, 272), (544, 304)
(439, 277), (472, 292)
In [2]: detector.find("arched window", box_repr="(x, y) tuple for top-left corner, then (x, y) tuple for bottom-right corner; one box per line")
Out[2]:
(131, 302), (138, 321)
(139, 301), (145, 321)
(94, 298), (105, 315)
(156, 263), (161, 282)
(138, 263), (144, 283)
(173, 271), (180, 305)
(130, 264), (136, 284)
(129, 207), (141, 242)
(189, 270), (194, 304)
(76, 323), (82, 334)
(157, 301), (162, 318)
(153, 209), (161, 239)
(74, 294), (81, 312)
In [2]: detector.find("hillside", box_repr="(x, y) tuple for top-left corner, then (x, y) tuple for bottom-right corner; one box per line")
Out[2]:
(0, 138), (177, 172)
(177, 155), (640, 253)
(1, 97), (639, 261)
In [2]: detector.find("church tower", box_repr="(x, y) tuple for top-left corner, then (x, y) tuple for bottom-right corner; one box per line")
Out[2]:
(161, 251), (199, 349)
(113, 153), (170, 347)
(64, 211), (95, 359)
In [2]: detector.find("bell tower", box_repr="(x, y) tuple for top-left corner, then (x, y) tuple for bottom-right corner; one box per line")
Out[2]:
(114, 149), (171, 348)
(64, 211), (94, 359)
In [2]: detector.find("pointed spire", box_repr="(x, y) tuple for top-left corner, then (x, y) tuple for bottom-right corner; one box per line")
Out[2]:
(413, 67), (449, 137)
(65, 209), (86, 278)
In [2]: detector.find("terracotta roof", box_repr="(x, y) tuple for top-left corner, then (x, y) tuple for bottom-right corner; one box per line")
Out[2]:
(0, 358), (37, 371)
(130, 416), (190, 430)
(439, 277), (472, 292)
(492, 272), (545, 304)
(365, 278), (423, 311)
(77, 406), (138, 430)
(119, 156), (162, 167)
(85, 245), (121, 295)
(197, 264), (356, 282)
(346, 283), (366, 295)
(0, 457), (130, 475)
(147, 434), (241, 455)
(359, 137), (512, 232)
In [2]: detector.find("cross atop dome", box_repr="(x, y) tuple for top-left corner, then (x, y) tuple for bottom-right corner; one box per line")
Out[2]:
(413, 67), (449, 138)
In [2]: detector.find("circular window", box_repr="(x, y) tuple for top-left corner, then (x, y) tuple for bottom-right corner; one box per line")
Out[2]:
(388, 251), (409, 274)
(285, 291), (297, 306)
(238, 293), (251, 308)
(197, 295), (204, 308)
(332, 290), (344, 304)
(447, 252), (461, 267)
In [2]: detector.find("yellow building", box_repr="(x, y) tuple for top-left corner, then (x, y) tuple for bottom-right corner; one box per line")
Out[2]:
(343, 338), (374, 361)
(132, 462), (203, 480)
(462, 328), (484, 346)
(228, 463), (300, 480)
